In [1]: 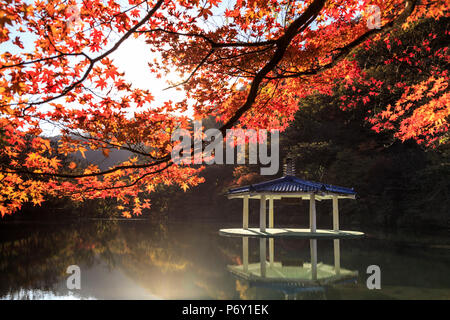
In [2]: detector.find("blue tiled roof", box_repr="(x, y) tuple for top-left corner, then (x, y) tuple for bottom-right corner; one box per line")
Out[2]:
(228, 175), (356, 195)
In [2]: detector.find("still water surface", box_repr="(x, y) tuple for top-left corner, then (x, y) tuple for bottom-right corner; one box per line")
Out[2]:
(0, 220), (449, 300)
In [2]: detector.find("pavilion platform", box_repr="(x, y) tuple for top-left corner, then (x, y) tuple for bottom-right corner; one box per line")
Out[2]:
(219, 227), (364, 238)
(221, 158), (364, 237)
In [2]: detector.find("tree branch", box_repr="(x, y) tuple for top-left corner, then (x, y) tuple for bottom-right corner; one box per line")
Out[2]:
(265, 0), (418, 80)
(2, 0), (164, 109)
(218, 0), (327, 133)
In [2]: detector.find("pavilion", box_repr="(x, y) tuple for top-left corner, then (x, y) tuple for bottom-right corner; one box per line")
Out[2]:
(227, 237), (358, 299)
(220, 160), (364, 238)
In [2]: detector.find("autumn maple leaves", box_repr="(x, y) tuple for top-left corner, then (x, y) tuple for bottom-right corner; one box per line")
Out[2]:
(0, 0), (447, 217)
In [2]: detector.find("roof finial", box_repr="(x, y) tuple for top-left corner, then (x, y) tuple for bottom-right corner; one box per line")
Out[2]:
(283, 156), (295, 176)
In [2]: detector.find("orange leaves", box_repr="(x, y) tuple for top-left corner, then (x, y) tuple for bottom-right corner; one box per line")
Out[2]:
(89, 29), (104, 52)
(12, 36), (24, 49)
(0, 171), (51, 216)
(396, 92), (449, 144)
(339, 16), (449, 148)
(0, 205), (9, 218)
(142, 199), (151, 209)
(0, 0), (448, 217)
(225, 8), (240, 18)
(104, 64), (119, 80)
(0, 5), (16, 43)
(102, 148), (110, 157)
(95, 77), (108, 90)
(180, 182), (189, 192)
(368, 74), (449, 147)
(24, 152), (59, 171)
(69, 162), (77, 170)
(121, 211), (131, 218)
(405, 0), (449, 26)
(78, 146), (87, 159)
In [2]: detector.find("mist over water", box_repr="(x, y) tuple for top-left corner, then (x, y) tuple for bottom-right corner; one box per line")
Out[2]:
(1, 219), (449, 300)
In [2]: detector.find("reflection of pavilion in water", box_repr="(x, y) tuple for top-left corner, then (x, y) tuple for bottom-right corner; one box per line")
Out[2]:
(228, 237), (358, 299)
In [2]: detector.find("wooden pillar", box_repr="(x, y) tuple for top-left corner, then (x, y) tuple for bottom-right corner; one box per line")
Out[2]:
(259, 195), (266, 232)
(243, 237), (249, 272)
(310, 239), (317, 280)
(309, 193), (317, 232)
(269, 197), (274, 228)
(243, 195), (249, 230)
(260, 238), (266, 278)
(269, 238), (274, 266)
(334, 239), (341, 275)
(332, 196), (339, 231)
(268, 197), (274, 265)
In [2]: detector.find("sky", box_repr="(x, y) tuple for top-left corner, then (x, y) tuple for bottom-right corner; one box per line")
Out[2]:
(106, 0), (236, 112)
(109, 36), (189, 108)
(0, 1), (242, 136)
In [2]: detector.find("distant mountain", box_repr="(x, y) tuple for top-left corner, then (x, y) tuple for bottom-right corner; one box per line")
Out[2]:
(74, 148), (134, 171)
(48, 135), (135, 170)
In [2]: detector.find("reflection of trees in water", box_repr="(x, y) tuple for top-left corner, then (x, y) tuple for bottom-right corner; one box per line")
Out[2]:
(113, 222), (237, 299)
(0, 221), (115, 295)
(0, 221), (237, 299)
(229, 236), (450, 300)
(2, 222), (449, 299)
(0, 220), (176, 297)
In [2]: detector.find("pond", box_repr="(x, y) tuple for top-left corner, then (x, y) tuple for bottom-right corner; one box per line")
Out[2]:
(0, 219), (449, 300)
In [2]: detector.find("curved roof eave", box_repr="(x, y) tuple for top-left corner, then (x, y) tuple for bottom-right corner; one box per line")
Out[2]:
(227, 175), (356, 197)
